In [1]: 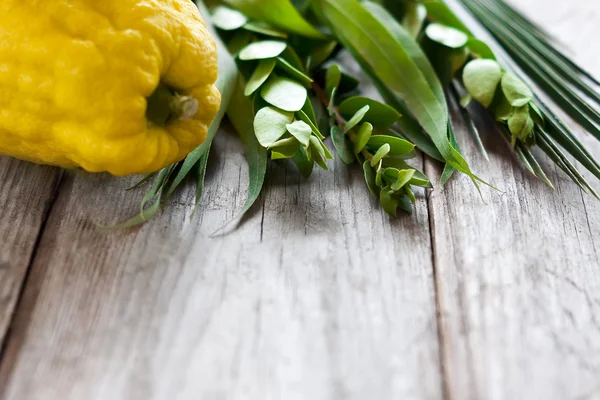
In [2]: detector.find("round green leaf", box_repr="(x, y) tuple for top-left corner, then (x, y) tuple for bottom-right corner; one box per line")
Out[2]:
(245, 59), (277, 96)
(501, 72), (533, 107)
(354, 122), (373, 154)
(339, 97), (401, 127)
(260, 75), (308, 112)
(425, 23), (469, 49)
(366, 135), (415, 156)
(254, 106), (294, 147)
(463, 59), (503, 108)
(239, 41), (287, 60)
(212, 6), (248, 31)
(286, 120), (312, 148)
(467, 39), (496, 60)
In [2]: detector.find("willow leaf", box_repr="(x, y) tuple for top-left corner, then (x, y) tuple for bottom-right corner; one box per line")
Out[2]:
(316, 0), (478, 180)
(213, 78), (268, 235)
(224, 0), (326, 38)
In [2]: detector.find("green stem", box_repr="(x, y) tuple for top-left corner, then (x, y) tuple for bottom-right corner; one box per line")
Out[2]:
(146, 84), (198, 126)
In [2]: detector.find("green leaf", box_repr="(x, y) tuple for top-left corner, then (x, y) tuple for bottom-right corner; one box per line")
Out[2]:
(423, 1), (471, 34)
(308, 41), (338, 70)
(243, 21), (288, 38)
(239, 40), (287, 60)
(276, 57), (313, 86)
(224, 0), (326, 38)
(211, 6), (248, 30)
(331, 126), (355, 164)
(338, 96), (402, 127)
(463, 59), (502, 108)
(245, 59), (277, 96)
(271, 139), (300, 159)
(164, 1), (239, 198)
(370, 143), (391, 167)
(293, 147), (315, 178)
(354, 122), (373, 153)
(508, 105), (533, 144)
(286, 120), (312, 148)
(401, 2), (427, 38)
(489, 88), (513, 121)
(467, 39), (496, 60)
(501, 72), (533, 107)
(363, 160), (380, 197)
(318, 0), (477, 178)
(366, 134), (415, 156)
(391, 169), (416, 191)
(380, 186), (399, 217)
(325, 63), (342, 96)
(309, 136), (329, 169)
(261, 75), (308, 111)
(254, 106), (294, 147)
(213, 78), (269, 235)
(425, 23), (469, 49)
(344, 105), (370, 133)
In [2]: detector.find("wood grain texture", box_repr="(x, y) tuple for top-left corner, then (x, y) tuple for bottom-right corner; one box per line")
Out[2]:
(429, 1), (600, 399)
(1, 1), (600, 399)
(0, 158), (60, 347)
(0, 125), (441, 400)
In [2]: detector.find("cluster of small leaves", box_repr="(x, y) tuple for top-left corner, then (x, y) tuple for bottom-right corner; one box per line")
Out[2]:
(386, 0), (599, 195)
(212, 5), (335, 177)
(322, 64), (432, 215)
(212, 2), (432, 215)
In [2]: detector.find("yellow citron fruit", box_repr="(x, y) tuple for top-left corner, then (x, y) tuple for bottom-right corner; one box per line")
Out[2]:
(0, 0), (221, 176)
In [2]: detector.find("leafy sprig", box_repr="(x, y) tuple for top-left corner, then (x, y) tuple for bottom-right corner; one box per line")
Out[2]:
(217, 3), (432, 215)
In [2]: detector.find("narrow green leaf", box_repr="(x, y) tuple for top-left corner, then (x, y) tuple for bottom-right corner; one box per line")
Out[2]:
(225, 0), (326, 38)
(354, 122), (373, 153)
(363, 160), (380, 197)
(325, 64), (342, 96)
(371, 143), (391, 167)
(344, 105), (370, 133)
(214, 79), (269, 235)
(402, 2), (427, 38)
(245, 59), (277, 96)
(276, 57), (313, 86)
(331, 126), (355, 164)
(243, 21), (288, 38)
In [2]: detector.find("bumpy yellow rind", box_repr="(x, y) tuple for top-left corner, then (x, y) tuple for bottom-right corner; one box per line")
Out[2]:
(0, 0), (221, 175)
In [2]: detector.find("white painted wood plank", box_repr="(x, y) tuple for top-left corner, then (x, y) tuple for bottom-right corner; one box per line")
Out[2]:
(0, 159), (60, 347)
(0, 124), (441, 400)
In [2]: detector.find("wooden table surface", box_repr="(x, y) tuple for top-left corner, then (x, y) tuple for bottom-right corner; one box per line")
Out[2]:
(1, 1), (599, 399)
